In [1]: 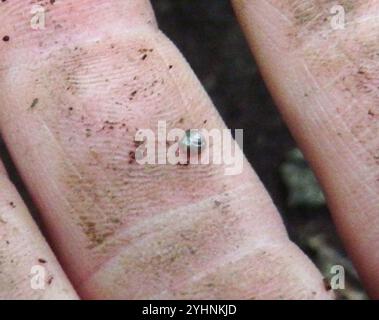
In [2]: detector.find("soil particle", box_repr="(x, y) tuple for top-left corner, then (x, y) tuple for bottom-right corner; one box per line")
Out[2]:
(30, 98), (39, 109)
(323, 278), (332, 291)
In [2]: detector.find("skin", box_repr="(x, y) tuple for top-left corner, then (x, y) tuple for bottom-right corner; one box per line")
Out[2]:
(0, 160), (77, 299)
(232, 0), (379, 297)
(0, 0), (376, 299)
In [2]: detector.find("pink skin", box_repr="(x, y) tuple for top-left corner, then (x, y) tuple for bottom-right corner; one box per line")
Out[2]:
(0, 0), (330, 299)
(3, 0), (376, 299)
(232, 0), (379, 298)
(0, 0), (333, 299)
(0, 160), (78, 299)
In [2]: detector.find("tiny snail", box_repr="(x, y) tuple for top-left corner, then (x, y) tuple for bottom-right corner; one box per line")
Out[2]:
(179, 129), (206, 153)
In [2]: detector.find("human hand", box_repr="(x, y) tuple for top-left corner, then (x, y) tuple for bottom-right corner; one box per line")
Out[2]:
(0, 0), (377, 299)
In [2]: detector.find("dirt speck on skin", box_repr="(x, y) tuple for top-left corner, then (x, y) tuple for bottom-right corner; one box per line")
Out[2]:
(214, 200), (222, 208)
(30, 98), (39, 109)
(323, 278), (332, 291)
(129, 90), (138, 101)
(128, 151), (136, 164)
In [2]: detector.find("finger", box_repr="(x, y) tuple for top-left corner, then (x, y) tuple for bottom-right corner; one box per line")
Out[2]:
(232, 0), (379, 297)
(0, 0), (330, 299)
(0, 160), (6, 175)
(0, 158), (78, 299)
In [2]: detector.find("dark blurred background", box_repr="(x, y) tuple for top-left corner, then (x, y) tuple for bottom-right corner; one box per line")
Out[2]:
(0, 0), (366, 300)
(151, 0), (366, 299)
